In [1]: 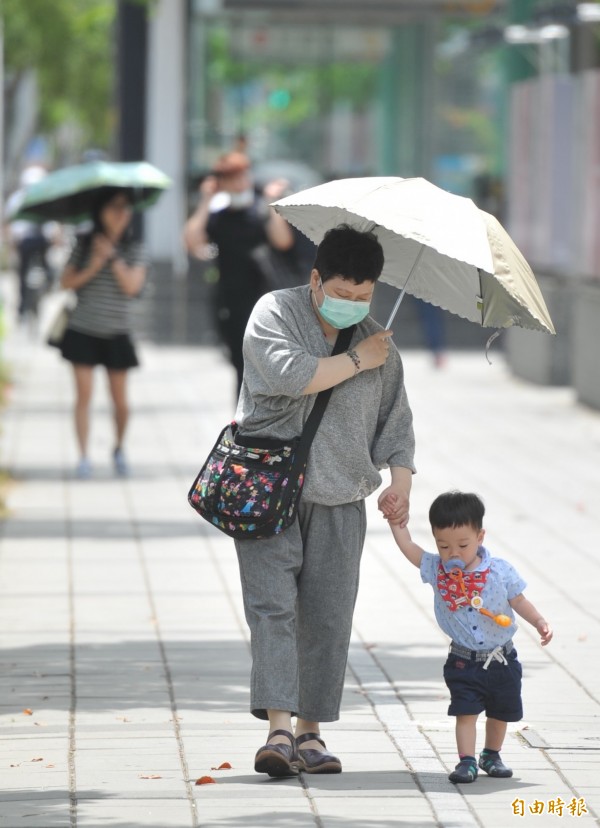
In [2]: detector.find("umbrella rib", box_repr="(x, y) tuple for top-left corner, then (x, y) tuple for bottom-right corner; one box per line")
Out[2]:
(477, 268), (485, 326)
(385, 244), (426, 329)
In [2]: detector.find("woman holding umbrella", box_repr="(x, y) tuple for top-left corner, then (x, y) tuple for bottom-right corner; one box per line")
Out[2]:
(59, 188), (146, 478)
(234, 224), (415, 776)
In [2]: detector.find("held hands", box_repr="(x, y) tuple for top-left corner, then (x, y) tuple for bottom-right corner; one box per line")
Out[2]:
(355, 330), (393, 371)
(378, 490), (409, 528)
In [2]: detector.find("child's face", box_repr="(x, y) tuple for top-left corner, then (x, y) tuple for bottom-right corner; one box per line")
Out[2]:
(432, 524), (485, 570)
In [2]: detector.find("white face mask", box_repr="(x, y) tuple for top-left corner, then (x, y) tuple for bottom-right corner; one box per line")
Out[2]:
(228, 189), (254, 210)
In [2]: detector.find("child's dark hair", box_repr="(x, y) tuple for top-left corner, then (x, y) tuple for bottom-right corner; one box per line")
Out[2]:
(313, 223), (384, 284)
(429, 491), (485, 531)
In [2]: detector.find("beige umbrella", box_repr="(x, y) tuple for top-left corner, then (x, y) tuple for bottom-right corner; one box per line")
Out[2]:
(273, 176), (555, 335)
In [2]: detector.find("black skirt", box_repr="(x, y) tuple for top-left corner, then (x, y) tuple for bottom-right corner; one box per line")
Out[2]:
(59, 328), (139, 370)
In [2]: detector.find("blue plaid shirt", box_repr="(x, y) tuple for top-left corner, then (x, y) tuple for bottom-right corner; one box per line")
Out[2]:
(420, 546), (527, 651)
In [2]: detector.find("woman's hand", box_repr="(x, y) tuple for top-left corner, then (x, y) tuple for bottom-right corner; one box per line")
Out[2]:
(199, 175), (219, 199)
(62, 234), (114, 290)
(110, 257), (146, 297)
(301, 330), (395, 395)
(183, 177), (218, 256)
(263, 177), (289, 201)
(378, 488), (410, 528)
(90, 234), (115, 269)
(355, 330), (393, 371)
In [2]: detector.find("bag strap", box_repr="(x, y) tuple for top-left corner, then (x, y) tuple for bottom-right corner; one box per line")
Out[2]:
(295, 324), (356, 462)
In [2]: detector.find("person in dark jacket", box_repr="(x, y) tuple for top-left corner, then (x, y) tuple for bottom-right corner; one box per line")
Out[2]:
(183, 152), (293, 397)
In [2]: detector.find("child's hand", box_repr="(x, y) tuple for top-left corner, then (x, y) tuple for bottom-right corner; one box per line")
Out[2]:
(379, 492), (398, 520)
(377, 490), (409, 527)
(537, 619), (553, 646)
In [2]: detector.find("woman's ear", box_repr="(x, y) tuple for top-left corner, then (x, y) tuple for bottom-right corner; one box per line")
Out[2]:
(310, 268), (320, 290)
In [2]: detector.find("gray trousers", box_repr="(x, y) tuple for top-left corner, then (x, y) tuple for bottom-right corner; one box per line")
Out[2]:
(234, 499), (367, 722)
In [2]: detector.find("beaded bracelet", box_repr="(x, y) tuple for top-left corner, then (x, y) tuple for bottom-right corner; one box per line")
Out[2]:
(346, 348), (361, 376)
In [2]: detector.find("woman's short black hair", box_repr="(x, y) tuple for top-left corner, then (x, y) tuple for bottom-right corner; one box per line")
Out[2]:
(313, 224), (384, 284)
(429, 491), (485, 531)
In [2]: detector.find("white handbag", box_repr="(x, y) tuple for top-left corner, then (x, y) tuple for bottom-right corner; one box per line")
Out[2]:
(45, 290), (77, 346)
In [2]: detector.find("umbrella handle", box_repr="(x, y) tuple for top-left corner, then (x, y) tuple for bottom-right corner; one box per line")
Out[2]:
(385, 244), (426, 329)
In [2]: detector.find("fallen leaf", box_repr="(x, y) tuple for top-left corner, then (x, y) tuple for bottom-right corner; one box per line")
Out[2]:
(139, 774), (162, 779)
(116, 716), (131, 722)
(211, 762), (232, 770)
(45, 764), (55, 768)
(31, 758), (44, 762)
(23, 709), (33, 716)
(195, 776), (216, 785)
(10, 763), (20, 768)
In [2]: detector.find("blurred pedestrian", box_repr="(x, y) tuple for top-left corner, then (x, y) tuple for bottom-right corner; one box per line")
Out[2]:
(183, 151), (294, 397)
(58, 188), (146, 479)
(383, 490), (552, 784)
(414, 297), (447, 368)
(233, 225), (415, 777)
(5, 166), (57, 319)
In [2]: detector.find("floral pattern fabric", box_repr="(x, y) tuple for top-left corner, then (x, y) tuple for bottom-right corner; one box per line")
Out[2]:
(189, 423), (305, 539)
(437, 565), (490, 612)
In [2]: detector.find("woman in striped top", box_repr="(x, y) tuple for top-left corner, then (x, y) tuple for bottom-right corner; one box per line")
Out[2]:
(59, 188), (146, 479)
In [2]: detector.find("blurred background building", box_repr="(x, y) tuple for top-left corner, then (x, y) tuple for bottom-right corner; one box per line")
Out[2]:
(2, 0), (600, 404)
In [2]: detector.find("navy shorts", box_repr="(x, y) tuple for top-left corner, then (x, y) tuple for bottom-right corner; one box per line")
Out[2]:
(59, 328), (139, 370)
(443, 648), (523, 721)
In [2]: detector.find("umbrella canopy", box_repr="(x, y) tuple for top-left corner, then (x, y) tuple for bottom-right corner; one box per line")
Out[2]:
(273, 176), (555, 335)
(9, 160), (171, 224)
(253, 159), (323, 195)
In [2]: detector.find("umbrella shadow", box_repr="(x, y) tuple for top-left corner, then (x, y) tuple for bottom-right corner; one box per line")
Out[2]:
(5, 462), (202, 485)
(0, 789), (203, 828)
(205, 768), (538, 794)
(0, 639), (553, 718)
(0, 790), (111, 827)
(0, 516), (210, 540)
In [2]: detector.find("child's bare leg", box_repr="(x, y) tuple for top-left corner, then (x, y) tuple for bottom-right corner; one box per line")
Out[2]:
(484, 717), (507, 752)
(478, 717), (513, 777)
(455, 714), (478, 756)
(449, 714), (480, 783)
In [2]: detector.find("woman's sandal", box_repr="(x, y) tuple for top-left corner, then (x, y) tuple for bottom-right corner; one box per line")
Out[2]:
(296, 732), (342, 774)
(254, 729), (299, 777)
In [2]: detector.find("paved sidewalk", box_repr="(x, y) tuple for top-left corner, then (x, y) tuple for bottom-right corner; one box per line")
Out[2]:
(1, 297), (600, 826)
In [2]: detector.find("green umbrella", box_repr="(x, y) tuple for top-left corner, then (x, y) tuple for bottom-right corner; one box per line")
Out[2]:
(9, 160), (171, 224)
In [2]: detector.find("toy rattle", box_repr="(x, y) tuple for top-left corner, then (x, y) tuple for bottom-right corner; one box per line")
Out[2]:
(448, 567), (511, 627)
(477, 606), (512, 627)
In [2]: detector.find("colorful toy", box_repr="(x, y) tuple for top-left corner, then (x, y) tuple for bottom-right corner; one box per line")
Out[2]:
(448, 567), (512, 627)
(478, 607), (512, 627)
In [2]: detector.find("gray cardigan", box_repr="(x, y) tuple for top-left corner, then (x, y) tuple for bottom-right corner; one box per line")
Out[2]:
(235, 286), (416, 506)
